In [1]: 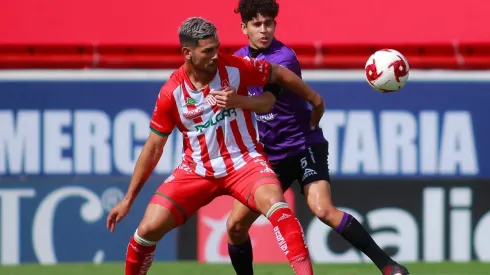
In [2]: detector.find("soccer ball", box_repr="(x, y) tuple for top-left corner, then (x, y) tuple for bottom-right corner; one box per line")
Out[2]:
(365, 49), (409, 93)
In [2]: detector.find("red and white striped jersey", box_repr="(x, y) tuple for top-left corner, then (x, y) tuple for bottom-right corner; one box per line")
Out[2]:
(150, 53), (272, 178)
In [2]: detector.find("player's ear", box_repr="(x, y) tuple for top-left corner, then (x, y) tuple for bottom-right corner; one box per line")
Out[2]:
(240, 22), (247, 35)
(182, 47), (192, 61)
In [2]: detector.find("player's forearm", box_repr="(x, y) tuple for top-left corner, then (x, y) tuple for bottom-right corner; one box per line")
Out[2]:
(271, 64), (323, 107)
(124, 139), (165, 204)
(235, 93), (275, 113)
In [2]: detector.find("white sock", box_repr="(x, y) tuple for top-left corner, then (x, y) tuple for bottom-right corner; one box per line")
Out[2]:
(133, 229), (157, 246)
(266, 202), (289, 218)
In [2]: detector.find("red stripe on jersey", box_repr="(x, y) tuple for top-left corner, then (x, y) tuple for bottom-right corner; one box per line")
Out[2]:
(202, 86), (220, 114)
(181, 84), (203, 123)
(183, 133), (193, 160)
(218, 62), (230, 89)
(208, 61), (230, 114)
(198, 134), (215, 177)
(230, 119), (252, 162)
(243, 110), (263, 153)
(215, 126), (235, 173)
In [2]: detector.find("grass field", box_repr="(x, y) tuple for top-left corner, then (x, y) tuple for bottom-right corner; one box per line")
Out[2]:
(1, 262), (489, 275)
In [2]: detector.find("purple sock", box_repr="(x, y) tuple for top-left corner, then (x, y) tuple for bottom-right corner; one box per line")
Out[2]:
(335, 212), (351, 233)
(334, 212), (394, 271)
(228, 238), (253, 275)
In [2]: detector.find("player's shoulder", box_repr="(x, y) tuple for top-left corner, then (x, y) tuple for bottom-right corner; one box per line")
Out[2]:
(270, 39), (299, 63)
(219, 52), (246, 64)
(159, 68), (184, 98)
(234, 46), (249, 57)
(219, 53), (258, 70)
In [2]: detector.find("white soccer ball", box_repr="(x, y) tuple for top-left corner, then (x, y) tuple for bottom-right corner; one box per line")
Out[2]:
(365, 49), (410, 93)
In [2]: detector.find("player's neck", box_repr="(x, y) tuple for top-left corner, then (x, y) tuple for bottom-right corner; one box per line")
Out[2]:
(248, 39), (273, 57)
(184, 63), (215, 90)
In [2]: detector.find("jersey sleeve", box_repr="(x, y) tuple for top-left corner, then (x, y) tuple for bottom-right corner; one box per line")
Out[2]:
(227, 54), (272, 87)
(149, 88), (176, 136)
(275, 50), (301, 76)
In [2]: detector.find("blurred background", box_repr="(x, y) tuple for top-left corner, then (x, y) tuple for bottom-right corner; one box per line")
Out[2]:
(1, 0), (490, 274)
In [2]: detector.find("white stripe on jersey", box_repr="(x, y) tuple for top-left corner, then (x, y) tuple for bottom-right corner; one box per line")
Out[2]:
(171, 65), (262, 178)
(172, 85), (206, 176)
(187, 131), (207, 176)
(225, 66), (240, 89)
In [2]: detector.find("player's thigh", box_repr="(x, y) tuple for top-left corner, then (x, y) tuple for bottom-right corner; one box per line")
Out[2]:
(271, 158), (301, 192)
(298, 142), (338, 213)
(297, 142), (331, 194)
(137, 203), (176, 242)
(225, 156), (284, 215)
(149, 163), (220, 227)
(227, 199), (261, 233)
(303, 179), (334, 210)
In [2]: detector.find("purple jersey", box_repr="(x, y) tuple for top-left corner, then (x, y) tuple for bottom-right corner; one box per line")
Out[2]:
(234, 39), (325, 162)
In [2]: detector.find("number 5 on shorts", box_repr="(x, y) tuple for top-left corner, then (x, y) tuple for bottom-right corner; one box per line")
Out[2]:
(300, 157), (307, 169)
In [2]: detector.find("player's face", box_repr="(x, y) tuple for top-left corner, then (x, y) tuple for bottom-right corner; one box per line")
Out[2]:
(242, 13), (276, 49)
(190, 38), (220, 74)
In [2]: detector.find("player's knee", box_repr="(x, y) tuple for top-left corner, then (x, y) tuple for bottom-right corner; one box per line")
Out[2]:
(137, 206), (175, 242)
(253, 183), (285, 212)
(136, 222), (164, 242)
(312, 206), (339, 225)
(226, 216), (251, 240)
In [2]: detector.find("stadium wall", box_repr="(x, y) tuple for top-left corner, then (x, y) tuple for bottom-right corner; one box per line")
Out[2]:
(1, 70), (489, 265)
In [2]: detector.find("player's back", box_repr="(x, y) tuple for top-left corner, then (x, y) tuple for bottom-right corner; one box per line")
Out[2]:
(234, 39), (325, 162)
(150, 53), (273, 178)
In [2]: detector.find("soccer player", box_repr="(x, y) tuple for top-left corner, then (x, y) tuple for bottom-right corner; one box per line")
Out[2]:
(106, 17), (326, 275)
(222, 1), (411, 275)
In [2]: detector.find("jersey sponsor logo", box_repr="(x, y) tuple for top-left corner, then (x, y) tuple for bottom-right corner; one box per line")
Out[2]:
(184, 97), (198, 107)
(183, 107), (204, 120)
(195, 108), (237, 133)
(255, 113), (275, 122)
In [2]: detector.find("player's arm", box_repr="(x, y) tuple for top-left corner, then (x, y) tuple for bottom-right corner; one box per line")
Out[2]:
(269, 63), (323, 108)
(231, 54), (323, 109)
(122, 91), (176, 206)
(107, 89), (176, 232)
(122, 132), (168, 205)
(235, 55), (324, 129)
(232, 84), (278, 113)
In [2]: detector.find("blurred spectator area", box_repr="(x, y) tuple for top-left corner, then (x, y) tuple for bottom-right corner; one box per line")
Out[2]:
(0, 43), (489, 69)
(1, 0), (489, 69)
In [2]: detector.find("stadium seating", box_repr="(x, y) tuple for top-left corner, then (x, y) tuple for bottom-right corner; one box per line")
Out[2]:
(1, 43), (489, 69)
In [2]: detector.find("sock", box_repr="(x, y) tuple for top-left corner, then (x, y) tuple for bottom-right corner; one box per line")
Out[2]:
(228, 237), (254, 275)
(336, 213), (394, 270)
(267, 202), (313, 275)
(125, 229), (157, 275)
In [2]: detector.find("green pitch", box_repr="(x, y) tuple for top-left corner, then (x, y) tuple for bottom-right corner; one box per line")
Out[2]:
(1, 262), (489, 275)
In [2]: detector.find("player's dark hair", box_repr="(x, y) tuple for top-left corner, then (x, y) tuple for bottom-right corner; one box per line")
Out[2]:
(178, 17), (218, 47)
(234, 0), (279, 23)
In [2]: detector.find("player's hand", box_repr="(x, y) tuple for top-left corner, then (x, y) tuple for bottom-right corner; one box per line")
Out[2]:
(210, 87), (239, 109)
(106, 199), (131, 232)
(310, 95), (325, 130)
